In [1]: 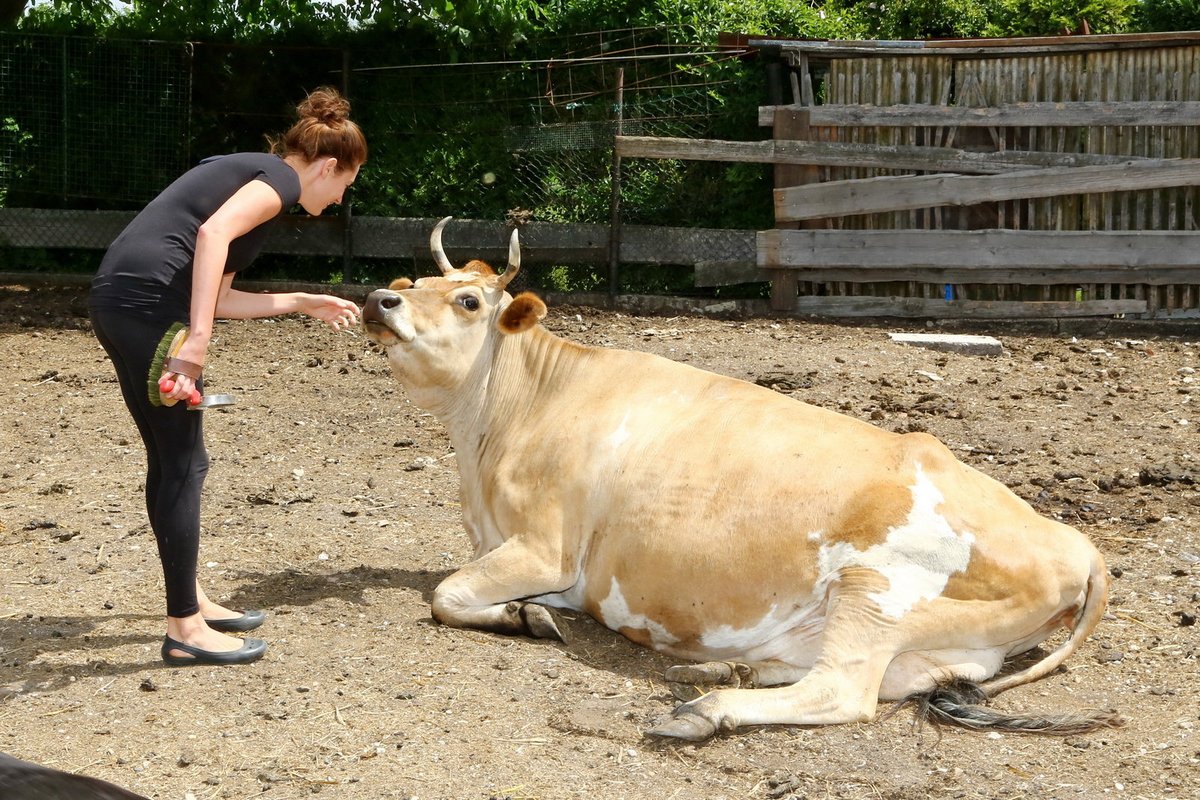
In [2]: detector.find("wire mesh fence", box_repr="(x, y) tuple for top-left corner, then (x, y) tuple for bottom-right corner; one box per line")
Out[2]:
(1, 29), (769, 293)
(0, 33), (192, 207)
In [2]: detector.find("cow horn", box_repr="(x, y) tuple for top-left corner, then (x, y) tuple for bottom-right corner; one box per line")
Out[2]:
(497, 227), (521, 289)
(430, 216), (454, 275)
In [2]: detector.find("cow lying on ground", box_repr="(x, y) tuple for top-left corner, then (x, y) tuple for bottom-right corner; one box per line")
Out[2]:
(362, 218), (1122, 740)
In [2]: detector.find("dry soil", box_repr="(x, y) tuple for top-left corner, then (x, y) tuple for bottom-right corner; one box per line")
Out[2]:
(0, 283), (1197, 800)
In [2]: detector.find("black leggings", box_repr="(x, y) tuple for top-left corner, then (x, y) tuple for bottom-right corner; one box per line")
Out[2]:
(91, 308), (207, 618)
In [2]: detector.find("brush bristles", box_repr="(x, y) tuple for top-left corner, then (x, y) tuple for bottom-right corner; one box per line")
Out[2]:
(146, 322), (187, 407)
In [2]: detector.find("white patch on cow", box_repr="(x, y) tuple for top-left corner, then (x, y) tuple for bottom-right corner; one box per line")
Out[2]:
(597, 577), (679, 646)
(608, 411), (632, 450)
(445, 271), (482, 282)
(700, 601), (821, 652)
(807, 530), (823, 542)
(817, 466), (973, 619)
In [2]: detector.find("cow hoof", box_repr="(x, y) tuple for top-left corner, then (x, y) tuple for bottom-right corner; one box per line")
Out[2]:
(645, 710), (719, 741)
(668, 682), (703, 702)
(665, 661), (743, 685)
(665, 663), (724, 702)
(665, 662), (754, 700)
(520, 603), (567, 643)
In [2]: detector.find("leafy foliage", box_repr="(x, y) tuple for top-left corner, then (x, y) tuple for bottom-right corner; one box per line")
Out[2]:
(984, 0), (1138, 36)
(841, 0), (992, 39)
(839, 0), (1140, 38)
(1133, 0), (1200, 32)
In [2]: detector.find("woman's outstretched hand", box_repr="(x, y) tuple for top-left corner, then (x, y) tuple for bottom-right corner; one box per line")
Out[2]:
(301, 294), (360, 331)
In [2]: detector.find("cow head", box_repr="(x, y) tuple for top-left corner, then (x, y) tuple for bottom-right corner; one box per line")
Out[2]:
(362, 217), (546, 404)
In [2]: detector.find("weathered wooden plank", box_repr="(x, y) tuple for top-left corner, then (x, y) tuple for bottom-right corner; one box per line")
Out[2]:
(758, 265), (1200, 286)
(0, 209), (757, 270)
(749, 32), (1200, 59)
(352, 217), (611, 262)
(758, 229), (1200, 269)
(0, 209), (136, 248)
(760, 101), (1200, 128)
(267, 215), (347, 255)
(616, 135), (1153, 173)
(785, 295), (1147, 318)
(775, 161), (1200, 222)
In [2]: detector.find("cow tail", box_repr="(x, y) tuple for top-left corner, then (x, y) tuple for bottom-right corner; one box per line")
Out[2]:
(889, 556), (1124, 736)
(894, 678), (1123, 737)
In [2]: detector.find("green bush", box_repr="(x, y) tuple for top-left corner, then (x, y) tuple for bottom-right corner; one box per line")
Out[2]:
(1133, 0), (1200, 31)
(984, 0), (1138, 36)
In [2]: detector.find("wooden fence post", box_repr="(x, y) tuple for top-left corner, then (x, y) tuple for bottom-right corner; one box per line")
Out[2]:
(770, 107), (823, 312)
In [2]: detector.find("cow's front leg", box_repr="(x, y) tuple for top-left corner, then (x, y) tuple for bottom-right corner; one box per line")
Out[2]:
(431, 538), (571, 642)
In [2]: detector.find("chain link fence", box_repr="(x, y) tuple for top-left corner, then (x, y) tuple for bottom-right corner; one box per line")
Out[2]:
(0, 32), (191, 205)
(1, 29), (768, 295)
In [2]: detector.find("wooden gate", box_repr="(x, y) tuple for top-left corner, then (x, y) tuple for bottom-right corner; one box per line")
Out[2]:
(623, 31), (1200, 319)
(765, 33), (1200, 319)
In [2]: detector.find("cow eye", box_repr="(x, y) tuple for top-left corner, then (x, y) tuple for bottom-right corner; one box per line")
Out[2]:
(459, 295), (480, 311)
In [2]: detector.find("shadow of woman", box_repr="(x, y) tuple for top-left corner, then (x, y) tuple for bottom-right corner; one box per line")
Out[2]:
(0, 612), (161, 697)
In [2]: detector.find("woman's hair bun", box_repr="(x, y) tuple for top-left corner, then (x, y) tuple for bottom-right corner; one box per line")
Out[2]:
(272, 85), (367, 168)
(297, 87), (351, 126)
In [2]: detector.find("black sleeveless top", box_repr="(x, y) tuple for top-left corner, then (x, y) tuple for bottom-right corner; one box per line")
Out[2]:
(89, 152), (301, 323)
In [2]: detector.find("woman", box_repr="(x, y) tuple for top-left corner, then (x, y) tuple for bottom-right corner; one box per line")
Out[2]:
(89, 87), (367, 666)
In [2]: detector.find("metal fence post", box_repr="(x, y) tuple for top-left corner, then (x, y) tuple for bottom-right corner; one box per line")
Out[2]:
(341, 47), (354, 285)
(607, 67), (624, 300)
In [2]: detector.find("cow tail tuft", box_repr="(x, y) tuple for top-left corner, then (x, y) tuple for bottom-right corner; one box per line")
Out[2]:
(888, 678), (1125, 737)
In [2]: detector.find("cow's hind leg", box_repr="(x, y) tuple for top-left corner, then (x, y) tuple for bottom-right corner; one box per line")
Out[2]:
(431, 538), (572, 642)
(648, 568), (896, 740)
(664, 660), (811, 701)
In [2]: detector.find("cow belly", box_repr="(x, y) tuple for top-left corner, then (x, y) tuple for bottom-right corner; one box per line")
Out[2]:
(566, 573), (828, 666)
(669, 621), (827, 667)
(531, 577), (829, 667)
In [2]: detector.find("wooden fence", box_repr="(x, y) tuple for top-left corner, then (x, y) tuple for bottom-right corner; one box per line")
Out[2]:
(0, 208), (755, 280)
(9, 33), (1200, 321)
(623, 31), (1200, 319)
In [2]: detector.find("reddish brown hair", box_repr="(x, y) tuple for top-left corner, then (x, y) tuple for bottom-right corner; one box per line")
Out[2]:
(269, 87), (367, 171)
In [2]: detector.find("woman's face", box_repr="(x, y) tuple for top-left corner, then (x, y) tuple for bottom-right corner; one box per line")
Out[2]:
(300, 159), (360, 215)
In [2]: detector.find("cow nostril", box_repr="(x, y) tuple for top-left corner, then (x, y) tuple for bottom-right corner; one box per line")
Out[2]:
(381, 295), (403, 310)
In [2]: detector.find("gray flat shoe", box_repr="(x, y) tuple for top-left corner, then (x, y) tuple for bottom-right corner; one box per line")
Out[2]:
(161, 636), (267, 667)
(204, 609), (266, 633)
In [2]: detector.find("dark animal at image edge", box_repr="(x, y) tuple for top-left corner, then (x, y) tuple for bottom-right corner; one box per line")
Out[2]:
(361, 217), (1124, 740)
(0, 752), (149, 800)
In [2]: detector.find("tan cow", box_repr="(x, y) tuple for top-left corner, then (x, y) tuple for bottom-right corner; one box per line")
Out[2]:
(362, 218), (1122, 740)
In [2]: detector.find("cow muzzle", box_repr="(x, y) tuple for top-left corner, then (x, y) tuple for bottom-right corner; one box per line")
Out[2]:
(362, 289), (413, 345)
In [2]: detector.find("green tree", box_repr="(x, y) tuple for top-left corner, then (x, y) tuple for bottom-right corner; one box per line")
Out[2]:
(985, 0), (1138, 36)
(19, 0), (114, 33)
(840, 0), (992, 39)
(1133, 0), (1200, 31)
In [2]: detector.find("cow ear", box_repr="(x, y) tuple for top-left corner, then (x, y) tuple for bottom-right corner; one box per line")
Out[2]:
(498, 291), (547, 334)
(388, 277), (414, 290)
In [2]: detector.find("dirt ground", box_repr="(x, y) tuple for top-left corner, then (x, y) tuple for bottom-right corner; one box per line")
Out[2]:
(0, 282), (1197, 800)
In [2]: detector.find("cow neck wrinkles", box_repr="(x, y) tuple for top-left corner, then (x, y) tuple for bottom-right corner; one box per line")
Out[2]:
(416, 338), (498, 442)
(459, 325), (573, 450)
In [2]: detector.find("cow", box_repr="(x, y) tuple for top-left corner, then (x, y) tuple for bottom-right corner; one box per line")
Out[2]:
(361, 217), (1122, 741)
